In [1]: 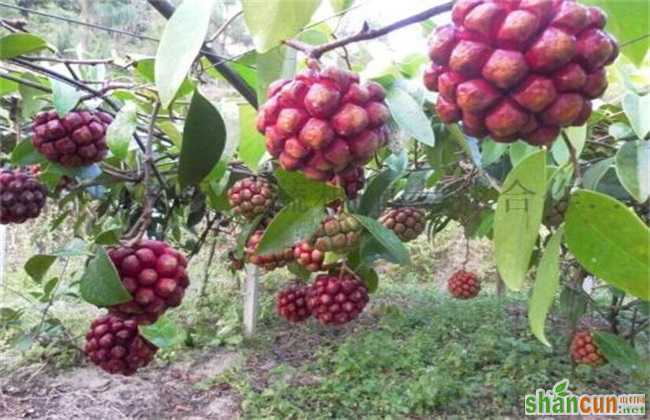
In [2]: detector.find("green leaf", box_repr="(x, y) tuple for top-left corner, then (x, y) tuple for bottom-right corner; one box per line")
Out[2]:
(50, 78), (82, 116)
(80, 247), (132, 307)
(275, 169), (343, 205)
(552, 125), (587, 164)
(622, 93), (650, 139)
(256, 46), (296, 103)
(481, 139), (508, 166)
(0, 77), (18, 96)
(552, 379), (570, 397)
(42, 277), (60, 301)
(238, 103), (266, 169)
(565, 190), (650, 300)
(0, 33), (48, 59)
(353, 215), (410, 265)
(593, 331), (643, 369)
(287, 262), (312, 281)
(154, 0), (218, 108)
(19, 73), (48, 118)
(528, 227), (564, 347)
(242, 0), (321, 53)
(329, 0), (354, 12)
(582, 0), (649, 66)
(495, 150), (546, 291)
(509, 141), (539, 167)
(106, 102), (137, 160)
(24, 255), (56, 283)
(52, 238), (89, 256)
(95, 228), (121, 245)
(178, 90), (226, 188)
(11, 140), (45, 166)
(583, 157), (614, 191)
(559, 286), (587, 324)
(385, 85), (435, 146)
(356, 265), (378, 293)
(257, 204), (326, 256)
(615, 140), (649, 203)
(140, 315), (185, 349)
(358, 151), (407, 217)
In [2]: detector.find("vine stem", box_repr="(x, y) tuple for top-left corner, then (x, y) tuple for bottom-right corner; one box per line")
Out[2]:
(284, 1), (454, 59)
(562, 131), (582, 186)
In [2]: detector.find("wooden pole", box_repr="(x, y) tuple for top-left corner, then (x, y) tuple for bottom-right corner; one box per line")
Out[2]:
(243, 264), (259, 337)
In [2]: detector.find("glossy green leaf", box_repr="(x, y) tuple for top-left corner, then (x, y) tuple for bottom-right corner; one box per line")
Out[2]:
(0, 77), (18, 96)
(257, 204), (326, 256)
(50, 78), (82, 117)
(615, 140), (650, 203)
(0, 33), (48, 59)
(330, 0), (354, 12)
(238, 104), (266, 169)
(11, 140), (45, 166)
(106, 102), (137, 160)
(178, 90), (226, 188)
(528, 227), (564, 347)
(565, 190), (650, 300)
(509, 141), (539, 167)
(552, 125), (587, 164)
(622, 93), (650, 139)
(80, 247), (132, 307)
(275, 169), (343, 205)
(140, 315), (186, 349)
(385, 85), (435, 146)
(495, 150), (546, 291)
(583, 157), (614, 191)
(256, 46), (296, 103)
(356, 265), (378, 293)
(593, 331), (643, 369)
(24, 255), (56, 284)
(19, 73), (48, 118)
(481, 139), (508, 166)
(154, 0), (217, 108)
(358, 151), (407, 217)
(242, 0), (320, 53)
(353, 215), (410, 265)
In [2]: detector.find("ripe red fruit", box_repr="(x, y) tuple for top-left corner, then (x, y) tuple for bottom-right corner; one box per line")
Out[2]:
(245, 229), (294, 271)
(424, 0), (618, 146)
(328, 166), (365, 200)
(277, 284), (311, 322)
(311, 213), (362, 252)
(293, 241), (324, 272)
(32, 110), (112, 167)
(107, 240), (189, 324)
(379, 207), (426, 242)
(257, 65), (391, 182)
(570, 330), (606, 366)
(227, 177), (277, 220)
(84, 313), (158, 375)
(307, 272), (369, 325)
(0, 168), (47, 225)
(447, 270), (481, 299)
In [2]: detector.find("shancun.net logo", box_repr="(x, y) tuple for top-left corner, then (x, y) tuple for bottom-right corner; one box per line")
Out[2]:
(524, 379), (646, 416)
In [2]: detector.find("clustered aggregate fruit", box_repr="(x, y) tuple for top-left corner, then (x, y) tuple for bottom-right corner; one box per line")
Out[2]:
(544, 195), (570, 227)
(107, 240), (190, 324)
(310, 213), (362, 252)
(84, 313), (158, 376)
(277, 285), (311, 322)
(379, 207), (426, 242)
(329, 167), (366, 199)
(306, 272), (369, 325)
(293, 240), (325, 272)
(227, 177), (277, 220)
(447, 270), (481, 299)
(256, 64), (391, 182)
(32, 110), (113, 166)
(424, 0), (619, 146)
(570, 330), (606, 366)
(245, 228), (295, 271)
(0, 168), (47, 225)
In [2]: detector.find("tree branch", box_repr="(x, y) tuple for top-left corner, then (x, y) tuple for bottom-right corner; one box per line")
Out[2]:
(146, 0), (258, 108)
(284, 1), (454, 59)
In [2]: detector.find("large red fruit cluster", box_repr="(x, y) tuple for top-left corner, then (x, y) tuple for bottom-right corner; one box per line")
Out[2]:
(570, 330), (606, 366)
(107, 240), (189, 324)
(84, 313), (158, 375)
(447, 270), (481, 299)
(277, 285), (311, 322)
(0, 168), (47, 225)
(256, 64), (391, 182)
(307, 272), (369, 325)
(32, 110), (113, 166)
(424, 0), (618, 146)
(227, 177), (277, 220)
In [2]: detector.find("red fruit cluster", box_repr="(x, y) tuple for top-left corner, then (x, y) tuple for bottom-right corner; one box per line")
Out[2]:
(328, 166), (365, 200)
(307, 273), (369, 325)
(0, 168), (47, 225)
(293, 241), (325, 272)
(311, 213), (362, 252)
(84, 313), (158, 375)
(32, 110), (112, 166)
(379, 207), (426, 242)
(424, 0), (618, 146)
(227, 177), (277, 220)
(570, 330), (606, 366)
(256, 65), (391, 181)
(108, 240), (189, 324)
(448, 270), (481, 299)
(245, 229), (294, 271)
(277, 285), (311, 322)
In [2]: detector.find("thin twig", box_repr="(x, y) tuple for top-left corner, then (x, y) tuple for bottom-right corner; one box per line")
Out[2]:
(20, 56), (115, 66)
(208, 10), (243, 43)
(562, 130), (582, 186)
